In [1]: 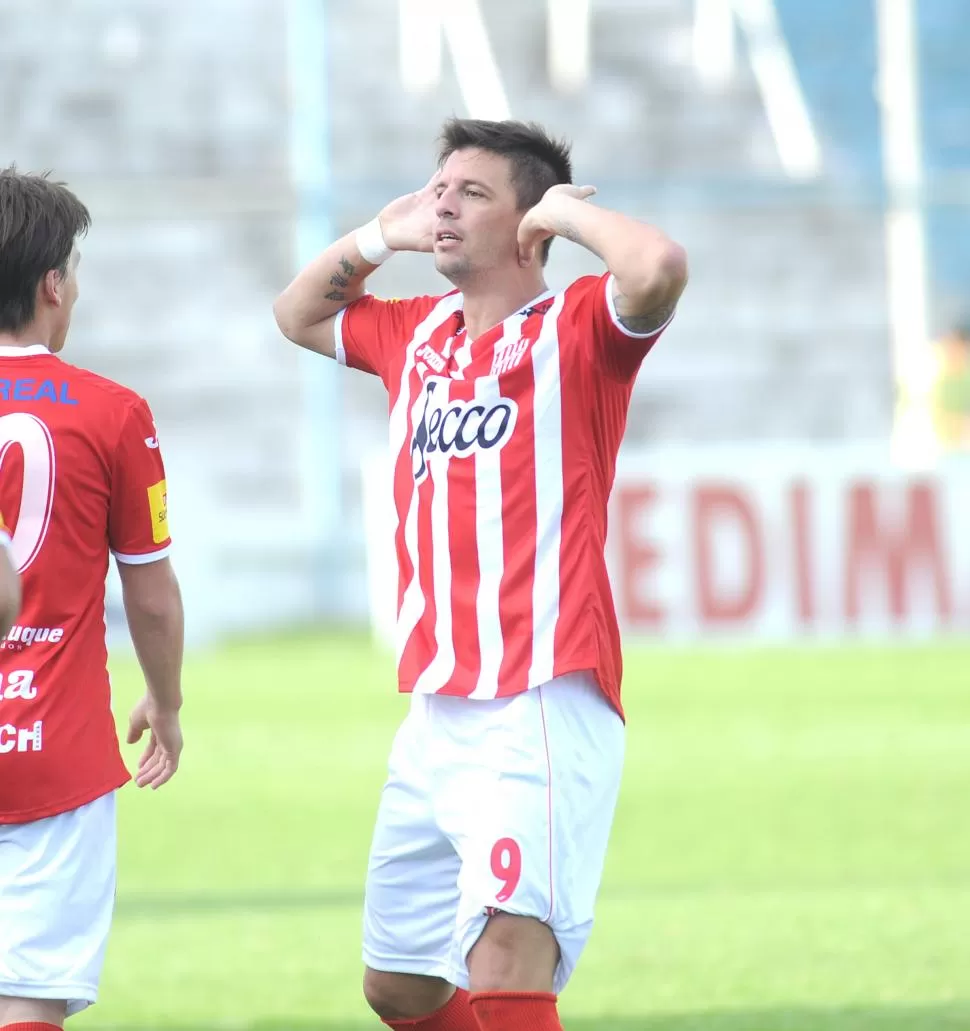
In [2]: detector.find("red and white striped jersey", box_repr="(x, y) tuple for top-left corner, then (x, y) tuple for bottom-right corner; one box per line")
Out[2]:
(336, 272), (672, 717)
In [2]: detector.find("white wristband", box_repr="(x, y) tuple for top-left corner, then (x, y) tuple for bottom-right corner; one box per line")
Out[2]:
(356, 217), (393, 265)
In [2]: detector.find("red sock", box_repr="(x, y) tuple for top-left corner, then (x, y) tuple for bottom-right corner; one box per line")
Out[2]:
(470, 991), (561, 1030)
(382, 987), (479, 1030)
(2, 1024), (63, 1030)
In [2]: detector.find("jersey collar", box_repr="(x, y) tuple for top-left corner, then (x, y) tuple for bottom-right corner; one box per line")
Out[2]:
(0, 344), (52, 358)
(516, 287), (556, 314)
(452, 288), (558, 333)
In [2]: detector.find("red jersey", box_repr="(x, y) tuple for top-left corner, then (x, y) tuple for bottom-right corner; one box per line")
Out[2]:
(0, 345), (172, 823)
(335, 273), (672, 717)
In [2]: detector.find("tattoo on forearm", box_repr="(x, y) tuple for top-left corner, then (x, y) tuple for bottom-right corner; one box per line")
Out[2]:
(617, 302), (676, 335)
(322, 256), (361, 304)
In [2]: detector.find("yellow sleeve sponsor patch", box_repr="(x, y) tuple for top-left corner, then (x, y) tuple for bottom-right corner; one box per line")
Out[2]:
(147, 480), (169, 544)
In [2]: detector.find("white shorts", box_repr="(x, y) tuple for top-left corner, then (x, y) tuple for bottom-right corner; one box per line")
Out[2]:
(0, 792), (117, 1018)
(363, 671), (625, 994)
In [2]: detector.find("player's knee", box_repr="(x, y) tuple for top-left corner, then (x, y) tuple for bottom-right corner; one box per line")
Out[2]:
(468, 913), (559, 993)
(362, 967), (454, 1021)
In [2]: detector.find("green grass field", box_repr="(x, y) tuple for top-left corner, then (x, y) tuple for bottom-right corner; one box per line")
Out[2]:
(73, 633), (970, 1031)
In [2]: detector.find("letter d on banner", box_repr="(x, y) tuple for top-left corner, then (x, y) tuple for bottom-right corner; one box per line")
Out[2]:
(694, 485), (765, 626)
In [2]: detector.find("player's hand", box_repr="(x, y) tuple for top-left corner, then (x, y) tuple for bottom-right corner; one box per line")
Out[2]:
(517, 183), (597, 267)
(377, 175), (438, 254)
(126, 695), (183, 790)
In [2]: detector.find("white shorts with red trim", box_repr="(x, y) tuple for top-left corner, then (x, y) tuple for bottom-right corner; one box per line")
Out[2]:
(0, 791), (117, 1017)
(362, 671), (624, 993)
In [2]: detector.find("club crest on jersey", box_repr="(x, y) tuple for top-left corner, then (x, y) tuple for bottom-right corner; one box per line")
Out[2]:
(410, 380), (517, 483)
(490, 336), (531, 376)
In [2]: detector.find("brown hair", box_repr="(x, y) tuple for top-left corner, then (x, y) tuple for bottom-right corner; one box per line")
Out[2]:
(0, 166), (90, 333)
(438, 118), (573, 264)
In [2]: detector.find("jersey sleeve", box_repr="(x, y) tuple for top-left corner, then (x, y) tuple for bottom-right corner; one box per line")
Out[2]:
(333, 294), (439, 383)
(109, 398), (172, 565)
(571, 273), (675, 383)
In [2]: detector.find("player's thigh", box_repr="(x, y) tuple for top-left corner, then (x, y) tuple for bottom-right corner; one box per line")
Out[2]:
(435, 674), (625, 992)
(363, 695), (462, 980)
(0, 791), (117, 1018)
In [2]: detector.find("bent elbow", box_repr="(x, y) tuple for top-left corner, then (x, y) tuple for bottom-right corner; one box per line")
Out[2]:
(661, 240), (689, 292)
(620, 239), (689, 312)
(273, 295), (298, 342)
(646, 240), (688, 301)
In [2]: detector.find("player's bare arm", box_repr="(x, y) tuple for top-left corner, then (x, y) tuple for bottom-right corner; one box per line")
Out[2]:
(119, 558), (185, 789)
(516, 183), (689, 334)
(273, 176), (438, 357)
(0, 545), (20, 638)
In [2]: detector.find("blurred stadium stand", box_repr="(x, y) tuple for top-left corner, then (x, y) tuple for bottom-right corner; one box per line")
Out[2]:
(0, 0), (966, 635)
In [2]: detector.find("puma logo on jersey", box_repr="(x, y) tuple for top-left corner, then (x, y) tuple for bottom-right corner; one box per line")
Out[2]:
(410, 380), (518, 483)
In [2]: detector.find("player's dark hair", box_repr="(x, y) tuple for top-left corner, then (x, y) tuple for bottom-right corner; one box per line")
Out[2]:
(438, 118), (573, 265)
(0, 166), (90, 334)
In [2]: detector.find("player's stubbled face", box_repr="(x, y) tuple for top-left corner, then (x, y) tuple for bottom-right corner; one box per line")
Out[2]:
(50, 246), (80, 354)
(433, 148), (523, 285)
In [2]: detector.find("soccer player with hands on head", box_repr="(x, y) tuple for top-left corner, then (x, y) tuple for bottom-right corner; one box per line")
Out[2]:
(276, 118), (687, 1031)
(0, 167), (185, 1030)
